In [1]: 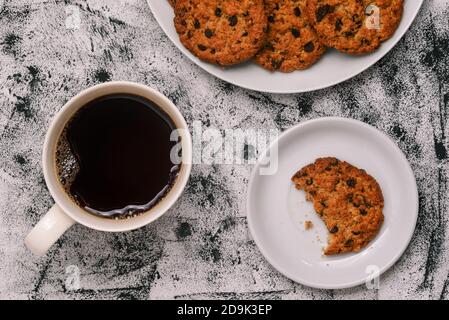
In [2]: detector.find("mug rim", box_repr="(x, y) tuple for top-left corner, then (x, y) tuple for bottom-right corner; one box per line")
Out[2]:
(42, 81), (192, 232)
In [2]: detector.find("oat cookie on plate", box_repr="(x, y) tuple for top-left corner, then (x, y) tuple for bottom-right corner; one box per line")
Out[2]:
(174, 0), (268, 66)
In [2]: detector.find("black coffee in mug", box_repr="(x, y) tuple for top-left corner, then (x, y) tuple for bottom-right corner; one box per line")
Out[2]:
(56, 94), (180, 219)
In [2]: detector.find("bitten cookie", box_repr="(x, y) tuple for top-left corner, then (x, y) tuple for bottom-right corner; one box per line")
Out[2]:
(174, 0), (268, 66)
(305, 0), (404, 54)
(255, 0), (325, 72)
(292, 157), (384, 255)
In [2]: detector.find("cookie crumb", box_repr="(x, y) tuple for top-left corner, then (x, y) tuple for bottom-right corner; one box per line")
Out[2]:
(304, 220), (314, 230)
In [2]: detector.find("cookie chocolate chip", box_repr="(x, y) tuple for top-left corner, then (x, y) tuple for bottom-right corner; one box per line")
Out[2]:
(255, 0), (325, 72)
(292, 157), (384, 255)
(305, 0), (404, 55)
(174, 0), (268, 66)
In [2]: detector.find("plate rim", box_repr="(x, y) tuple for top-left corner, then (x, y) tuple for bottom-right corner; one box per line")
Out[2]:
(246, 117), (419, 289)
(148, 0), (424, 94)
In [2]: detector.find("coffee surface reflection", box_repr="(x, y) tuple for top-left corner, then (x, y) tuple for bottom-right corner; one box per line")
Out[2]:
(56, 94), (180, 219)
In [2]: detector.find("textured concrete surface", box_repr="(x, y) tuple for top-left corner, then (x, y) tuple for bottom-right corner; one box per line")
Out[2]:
(0, 0), (448, 300)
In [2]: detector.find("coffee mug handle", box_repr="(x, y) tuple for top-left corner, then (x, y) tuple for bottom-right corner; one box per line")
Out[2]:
(25, 205), (75, 256)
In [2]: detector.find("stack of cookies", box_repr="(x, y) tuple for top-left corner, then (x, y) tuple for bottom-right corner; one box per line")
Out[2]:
(170, 0), (404, 72)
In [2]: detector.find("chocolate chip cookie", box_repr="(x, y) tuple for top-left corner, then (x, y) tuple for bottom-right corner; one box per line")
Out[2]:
(255, 0), (325, 72)
(292, 157), (384, 255)
(174, 0), (268, 66)
(305, 0), (404, 54)
(168, 0), (176, 7)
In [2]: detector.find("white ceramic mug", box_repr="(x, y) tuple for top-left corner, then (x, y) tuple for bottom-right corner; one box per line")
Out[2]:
(24, 81), (192, 256)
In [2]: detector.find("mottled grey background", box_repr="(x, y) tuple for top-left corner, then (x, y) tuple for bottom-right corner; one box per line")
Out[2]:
(0, 0), (448, 300)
